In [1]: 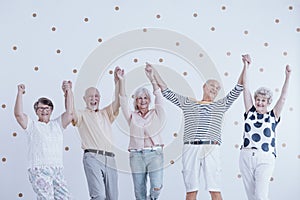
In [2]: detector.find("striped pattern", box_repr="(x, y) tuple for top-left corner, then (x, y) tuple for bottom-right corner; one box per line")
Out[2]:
(162, 84), (243, 144)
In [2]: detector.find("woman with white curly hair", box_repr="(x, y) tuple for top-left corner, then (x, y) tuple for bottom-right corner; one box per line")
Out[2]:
(239, 54), (292, 200)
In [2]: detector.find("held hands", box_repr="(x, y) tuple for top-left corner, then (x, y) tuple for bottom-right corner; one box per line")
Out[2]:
(17, 84), (25, 94)
(145, 62), (155, 82)
(115, 66), (124, 81)
(62, 80), (72, 94)
(242, 54), (251, 65)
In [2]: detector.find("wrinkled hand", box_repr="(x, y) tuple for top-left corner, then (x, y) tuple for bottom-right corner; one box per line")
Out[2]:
(242, 54), (251, 65)
(115, 67), (124, 81)
(62, 80), (72, 93)
(285, 65), (291, 77)
(145, 62), (155, 81)
(17, 84), (25, 94)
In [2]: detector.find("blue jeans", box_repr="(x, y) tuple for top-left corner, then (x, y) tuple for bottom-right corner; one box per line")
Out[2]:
(83, 152), (118, 200)
(129, 148), (164, 200)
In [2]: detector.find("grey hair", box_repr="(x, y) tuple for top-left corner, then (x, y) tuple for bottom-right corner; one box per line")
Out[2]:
(254, 87), (273, 104)
(133, 87), (151, 111)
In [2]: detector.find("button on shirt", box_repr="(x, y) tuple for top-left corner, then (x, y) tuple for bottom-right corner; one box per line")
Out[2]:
(75, 105), (118, 152)
(120, 89), (166, 150)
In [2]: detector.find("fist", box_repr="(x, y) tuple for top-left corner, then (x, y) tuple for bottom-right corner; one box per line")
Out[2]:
(17, 84), (25, 94)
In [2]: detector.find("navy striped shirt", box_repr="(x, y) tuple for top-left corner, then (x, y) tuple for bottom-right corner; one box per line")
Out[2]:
(162, 84), (243, 144)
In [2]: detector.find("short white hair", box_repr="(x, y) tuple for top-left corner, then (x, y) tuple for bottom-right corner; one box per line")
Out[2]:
(254, 87), (273, 104)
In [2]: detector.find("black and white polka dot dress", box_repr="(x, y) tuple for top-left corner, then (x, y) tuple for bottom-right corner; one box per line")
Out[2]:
(242, 106), (280, 157)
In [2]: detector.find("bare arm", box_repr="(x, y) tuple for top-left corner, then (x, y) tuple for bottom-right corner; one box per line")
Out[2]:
(145, 62), (168, 91)
(241, 54), (253, 112)
(14, 84), (28, 129)
(273, 65), (291, 119)
(61, 81), (74, 129)
(111, 67), (122, 115)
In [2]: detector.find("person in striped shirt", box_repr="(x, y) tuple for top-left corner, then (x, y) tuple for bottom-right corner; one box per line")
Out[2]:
(146, 58), (247, 200)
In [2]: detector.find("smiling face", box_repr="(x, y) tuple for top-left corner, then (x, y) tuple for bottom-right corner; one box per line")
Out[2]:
(254, 87), (272, 114)
(133, 87), (151, 111)
(202, 79), (221, 102)
(84, 87), (100, 111)
(34, 97), (53, 123)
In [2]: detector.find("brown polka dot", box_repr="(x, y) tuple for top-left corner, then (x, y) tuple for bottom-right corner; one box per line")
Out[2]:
(109, 70), (113, 74)
(226, 52), (231, 56)
(275, 19), (280, 24)
(156, 14), (161, 19)
(259, 68), (264, 72)
(34, 66), (39, 71)
(56, 49), (61, 54)
(237, 174), (242, 178)
(221, 6), (226, 10)
(224, 72), (229, 76)
(244, 30), (249, 35)
(288, 6), (293, 10)
(210, 27), (216, 31)
(84, 17), (89, 22)
(289, 107), (293, 111)
(296, 28), (300, 32)
(18, 193), (23, 197)
(131, 94), (135, 99)
(51, 26), (56, 31)
(170, 160), (175, 164)
(2, 104), (6, 108)
(133, 58), (138, 63)
(275, 88), (279, 92)
(158, 58), (163, 63)
(199, 53), (204, 58)
(234, 121), (238, 125)
(98, 38), (103, 43)
(264, 42), (269, 47)
(115, 6), (120, 11)
(282, 143), (286, 148)
(73, 69), (78, 74)
(193, 13), (198, 17)
(173, 133), (178, 137)
(283, 51), (288, 56)
(2, 157), (6, 162)
(32, 13), (37, 18)
(175, 42), (180, 46)
(12, 46), (17, 51)
(270, 177), (274, 182)
(235, 144), (240, 149)
(183, 72), (187, 76)
(143, 28), (147, 32)
(297, 155), (300, 159)
(12, 132), (17, 137)
(65, 146), (69, 151)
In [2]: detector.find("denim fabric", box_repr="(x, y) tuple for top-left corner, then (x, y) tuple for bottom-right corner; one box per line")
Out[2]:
(83, 152), (118, 200)
(129, 148), (164, 200)
(28, 166), (71, 200)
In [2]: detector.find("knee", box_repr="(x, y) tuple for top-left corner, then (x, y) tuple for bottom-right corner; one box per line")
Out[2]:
(150, 185), (163, 199)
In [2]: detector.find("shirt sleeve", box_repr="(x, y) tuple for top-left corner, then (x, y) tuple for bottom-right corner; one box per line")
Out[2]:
(218, 84), (243, 110)
(161, 88), (188, 109)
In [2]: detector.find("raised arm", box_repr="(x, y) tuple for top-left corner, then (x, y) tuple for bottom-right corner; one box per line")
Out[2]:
(14, 84), (28, 129)
(145, 63), (159, 91)
(273, 65), (291, 119)
(145, 62), (168, 91)
(111, 66), (122, 115)
(61, 81), (74, 129)
(241, 54), (253, 112)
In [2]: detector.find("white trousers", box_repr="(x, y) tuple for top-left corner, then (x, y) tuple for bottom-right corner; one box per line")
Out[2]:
(239, 149), (275, 200)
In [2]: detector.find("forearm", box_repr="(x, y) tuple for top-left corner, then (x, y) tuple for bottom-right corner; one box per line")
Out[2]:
(112, 81), (120, 113)
(14, 93), (24, 117)
(153, 69), (168, 91)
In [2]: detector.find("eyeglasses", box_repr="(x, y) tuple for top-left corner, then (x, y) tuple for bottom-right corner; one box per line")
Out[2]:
(37, 107), (51, 111)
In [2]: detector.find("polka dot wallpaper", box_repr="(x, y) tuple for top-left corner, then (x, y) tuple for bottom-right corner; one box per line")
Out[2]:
(1, 1), (299, 199)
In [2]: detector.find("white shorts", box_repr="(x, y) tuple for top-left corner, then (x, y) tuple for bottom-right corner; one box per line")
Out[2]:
(182, 144), (221, 192)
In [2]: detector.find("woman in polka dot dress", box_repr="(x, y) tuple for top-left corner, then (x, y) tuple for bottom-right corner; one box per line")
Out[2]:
(239, 54), (291, 200)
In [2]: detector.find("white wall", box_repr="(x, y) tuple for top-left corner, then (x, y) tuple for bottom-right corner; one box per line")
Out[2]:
(1, 1), (299, 199)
